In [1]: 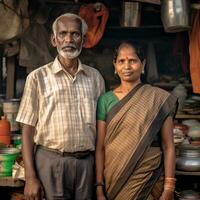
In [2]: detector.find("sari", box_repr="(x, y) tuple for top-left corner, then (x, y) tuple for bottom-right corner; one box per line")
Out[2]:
(104, 83), (177, 200)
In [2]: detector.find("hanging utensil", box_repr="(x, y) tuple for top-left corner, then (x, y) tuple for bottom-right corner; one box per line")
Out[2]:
(161, 0), (190, 32)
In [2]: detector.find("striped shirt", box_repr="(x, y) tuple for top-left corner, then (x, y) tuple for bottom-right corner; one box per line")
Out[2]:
(16, 57), (105, 152)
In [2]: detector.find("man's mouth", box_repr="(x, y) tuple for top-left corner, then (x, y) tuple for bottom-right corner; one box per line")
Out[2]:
(62, 44), (77, 51)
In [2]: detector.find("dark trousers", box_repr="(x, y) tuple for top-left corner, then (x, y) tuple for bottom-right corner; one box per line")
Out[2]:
(35, 146), (94, 200)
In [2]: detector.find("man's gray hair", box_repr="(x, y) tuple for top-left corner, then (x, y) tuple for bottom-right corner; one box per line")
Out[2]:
(52, 13), (88, 36)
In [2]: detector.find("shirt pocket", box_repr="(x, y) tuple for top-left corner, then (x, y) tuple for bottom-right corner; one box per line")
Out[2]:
(43, 78), (54, 98)
(81, 97), (96, 124)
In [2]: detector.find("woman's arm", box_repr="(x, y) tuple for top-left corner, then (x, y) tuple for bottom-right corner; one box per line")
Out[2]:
(161, 116), (175, 178)
(95, 120), (107, 199)
(160, 116), (176, 200)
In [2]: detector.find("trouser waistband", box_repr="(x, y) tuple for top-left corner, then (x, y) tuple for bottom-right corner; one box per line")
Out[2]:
(37, 145), (93, 159)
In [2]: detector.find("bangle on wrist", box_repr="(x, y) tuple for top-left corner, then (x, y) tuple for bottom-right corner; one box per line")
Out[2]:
(164, 187), (175, 192)
(95, 182), (105, 187)
(165, 177), (176, 182)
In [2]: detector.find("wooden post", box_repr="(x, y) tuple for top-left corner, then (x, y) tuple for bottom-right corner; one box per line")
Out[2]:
(0, 46), (3, 94)
(6, 56), (15, 99)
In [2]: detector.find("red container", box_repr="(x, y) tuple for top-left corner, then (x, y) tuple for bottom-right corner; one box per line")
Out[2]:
(0, 116), (10, 136)
(0, 135), (11, 145)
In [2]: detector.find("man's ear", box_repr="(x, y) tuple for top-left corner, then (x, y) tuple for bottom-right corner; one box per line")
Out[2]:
(51, 34), (57, 47)
(82, 35), (86, 47)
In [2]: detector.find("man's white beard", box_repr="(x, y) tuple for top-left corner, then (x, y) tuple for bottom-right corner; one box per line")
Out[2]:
(58, 44), (82, 59)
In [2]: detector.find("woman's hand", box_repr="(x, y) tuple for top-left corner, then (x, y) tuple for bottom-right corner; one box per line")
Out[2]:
(96, 187), (106, 200)
(97, 194), (106, 200)
(159, 190), (174, 200)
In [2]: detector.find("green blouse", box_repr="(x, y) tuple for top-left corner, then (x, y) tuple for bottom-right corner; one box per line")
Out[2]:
(97, 91), (119, 121)
(96, 90), (161, 144)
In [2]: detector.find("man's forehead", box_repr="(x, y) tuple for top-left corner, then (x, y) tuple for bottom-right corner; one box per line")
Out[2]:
(58, 16), (81, 26)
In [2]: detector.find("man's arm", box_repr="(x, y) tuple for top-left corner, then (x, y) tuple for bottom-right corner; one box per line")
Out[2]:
(22, 124), (43, 200)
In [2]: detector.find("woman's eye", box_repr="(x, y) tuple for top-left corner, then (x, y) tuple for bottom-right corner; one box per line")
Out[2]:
(118, 60), (124, 64)
(130, 59), (137, 64)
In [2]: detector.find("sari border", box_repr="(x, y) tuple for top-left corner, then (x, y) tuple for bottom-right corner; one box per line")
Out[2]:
(106, 83), (144, 125)
(108, 94), (177, 200)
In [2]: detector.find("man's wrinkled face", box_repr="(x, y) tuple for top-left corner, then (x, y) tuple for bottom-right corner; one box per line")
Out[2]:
(52, 17), (83, 59)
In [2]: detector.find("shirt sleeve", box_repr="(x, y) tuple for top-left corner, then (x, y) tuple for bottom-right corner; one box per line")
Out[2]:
(96, 95), (107, 121)
(16, 72), (39, 126)
(96, 71), (105, 99)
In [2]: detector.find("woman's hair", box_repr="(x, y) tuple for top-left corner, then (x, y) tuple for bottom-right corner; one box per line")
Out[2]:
(113, 41), (145, 63)
(52, 13), (88, 36)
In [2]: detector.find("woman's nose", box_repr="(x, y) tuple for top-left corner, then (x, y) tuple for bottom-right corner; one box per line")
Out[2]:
(124, 62), (130, 69)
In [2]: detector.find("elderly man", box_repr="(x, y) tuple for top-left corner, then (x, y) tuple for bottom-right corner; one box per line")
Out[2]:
(16, 13), (105, 200)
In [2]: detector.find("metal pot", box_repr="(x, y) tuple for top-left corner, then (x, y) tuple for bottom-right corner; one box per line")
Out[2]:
(178, 190), (200, 200)
(121, 2), (141, 27)
(176, 144), (200, 171)
(161, 0), (190, 32)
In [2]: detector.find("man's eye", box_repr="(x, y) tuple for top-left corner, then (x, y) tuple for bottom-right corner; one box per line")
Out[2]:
(73, 32), (80, 38)
(59, 32), (66, 37)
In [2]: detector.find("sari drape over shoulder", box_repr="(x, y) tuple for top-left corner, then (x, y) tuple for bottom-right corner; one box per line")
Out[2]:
(104, 84), (177, 200)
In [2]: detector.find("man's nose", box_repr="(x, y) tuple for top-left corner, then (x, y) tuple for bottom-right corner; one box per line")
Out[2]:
(64, 33), (73, 42)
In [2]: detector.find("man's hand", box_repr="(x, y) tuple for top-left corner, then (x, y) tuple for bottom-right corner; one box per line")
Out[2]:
(24, 177), (44, 200)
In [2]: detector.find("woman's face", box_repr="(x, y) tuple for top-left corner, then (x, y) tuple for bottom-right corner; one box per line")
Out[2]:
(113, 45), (145, 83)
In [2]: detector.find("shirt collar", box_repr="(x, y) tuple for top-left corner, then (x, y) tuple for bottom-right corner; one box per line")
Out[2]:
(51, 56), (89, 76)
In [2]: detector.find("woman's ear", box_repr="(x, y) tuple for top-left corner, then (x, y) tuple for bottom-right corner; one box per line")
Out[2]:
(113, 61), (117, 74)
(51, 34), (57, 47)
(113, 60), (116, 67)
(142, 59), (146, 73)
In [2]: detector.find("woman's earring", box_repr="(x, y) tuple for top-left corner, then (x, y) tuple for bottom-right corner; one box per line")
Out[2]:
(114, 70), (117, 74)
(142, 70), (145, 74)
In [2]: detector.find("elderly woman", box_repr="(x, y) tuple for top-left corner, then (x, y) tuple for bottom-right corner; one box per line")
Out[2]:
(95, 41), (177, 200)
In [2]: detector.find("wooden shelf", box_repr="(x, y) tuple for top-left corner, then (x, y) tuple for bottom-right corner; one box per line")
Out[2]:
(176, 170), (200, 176)
(0, 177), (24, 187)
(153, 82), (192, 89)
(175, 114), (200, 119)
(103, 26), (173, 39)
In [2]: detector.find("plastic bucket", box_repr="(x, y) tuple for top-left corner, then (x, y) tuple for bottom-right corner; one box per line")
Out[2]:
(11, 134), (22, 149)
(3, 99), (20, 133)
(0, 147), (20, 176)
